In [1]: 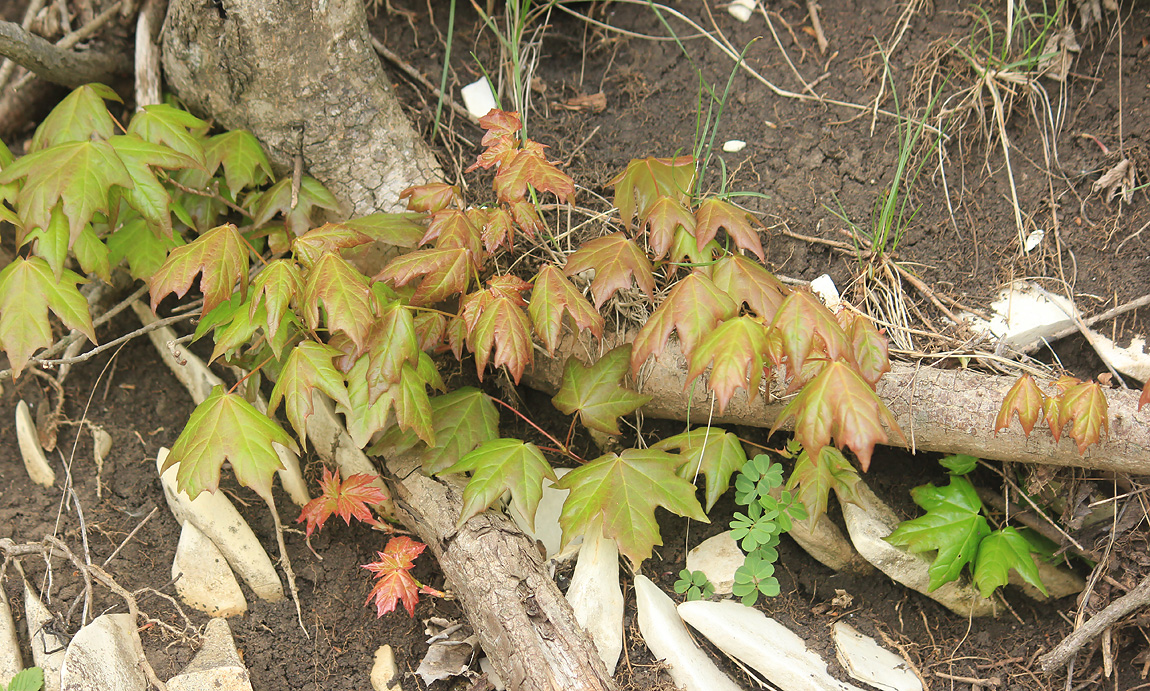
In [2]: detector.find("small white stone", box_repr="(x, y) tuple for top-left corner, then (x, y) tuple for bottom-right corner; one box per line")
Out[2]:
(728, 0), (756, 22)
(166, 618), (252, 691)
(172, 522), (248, 618)
(722, 139), (747, 153)
(685, 531), (743, 595)
(60, 613), (147, 691)
(509, 468), (580, 561)
(679, 599), (864, 691)
(0, 586), (23, 686)
(461, 77), (498, 119)
(370, 645), (401, 691)
(634, 576), (744, 691)
(833, 622), (921, 691)
(16, 401), (54, 487)
(810, 274), (842, 311)
(157, 448), (284, 602)
(23, 581), (65, 691)
(565, 523), (622, 674)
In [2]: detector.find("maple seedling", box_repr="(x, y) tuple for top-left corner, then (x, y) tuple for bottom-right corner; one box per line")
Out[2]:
(363, 536), (446, 618)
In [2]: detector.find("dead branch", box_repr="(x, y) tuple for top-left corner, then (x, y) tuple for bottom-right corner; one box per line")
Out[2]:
(1039, 573), (1150, 673)
(0, 19), (130, 88)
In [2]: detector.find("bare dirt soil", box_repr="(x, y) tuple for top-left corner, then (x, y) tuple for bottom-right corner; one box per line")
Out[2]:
(2, 0), (1150, 690)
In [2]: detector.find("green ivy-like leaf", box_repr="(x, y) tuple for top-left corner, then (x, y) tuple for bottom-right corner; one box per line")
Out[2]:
(248, 259), (302, 340)
(973, 527), (1048, 598)
(269, 341), (351, 451)
(552, 345), (651, 435)
(885, 475), (990, 591)
(653, 427), (746, 511)
(0, 256), (96, 376)
(371, 387), (499, 473)
(127, 103), (209, 167)
(440, 438), (556, 529)
(163, 385), (297, 501)
(555, 448), (708, 567)
(303, 252), (376, 351)
(110, 134), (202, 237)
(253, 176), (342, 236)
(340, 212), (427, 249)
(107, 215), (184, 280)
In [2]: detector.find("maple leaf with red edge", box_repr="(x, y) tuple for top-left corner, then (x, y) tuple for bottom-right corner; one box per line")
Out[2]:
(770, 360), (906, 471)
(419, 209), (483, 257)
(686, 316), (771, 412)
(479, 206), (516, 252)
(467, 110), (523, 172)
(562, 233), (654, 309)
(995, 373), (1045, 436)
(508, 199), (545, 239)
(297, 467), (387, 537)
(363, 536), (428, 617)
(399, 183), (460, 213)
(440, 438), (556, 529)
(1043, 395), (1066, 442)
(631, 272), (737, 372)
(494, 140), (574, 203)
(693, 198), (765, 261)
(291, 222), (372, 269)
(149, 223), (249, 317)
(652, 427), (747, 511)
(710, 254), (789, 321)
(640, 196), (695, 260)
(845, 314), (891, 386)
(374, 247), (474, 306)
(487, 274), (532, 304)
(768, 290), (852, 376)
(0, 257), (97, 377)
(1058, 380), (1109, 453)
(528, 265), (604, 354)
(303, 252), (376, 352)
(552, 345), (651, 435)
(608, 156), (696, 231)
(269, 341), (352, 450)
(468, 296), (533, 383)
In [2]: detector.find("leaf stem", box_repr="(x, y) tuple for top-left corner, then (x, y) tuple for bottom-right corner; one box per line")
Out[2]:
(228, 351), (276, 395)
(484, 394), (584, 463)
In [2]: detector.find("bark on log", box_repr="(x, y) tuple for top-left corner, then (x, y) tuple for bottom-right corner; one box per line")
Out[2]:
(524, 331), (1150, 474)
(161, 0), (440, 216)
(0, 19), (131, 87)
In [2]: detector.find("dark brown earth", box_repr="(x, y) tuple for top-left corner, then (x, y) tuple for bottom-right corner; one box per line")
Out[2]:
(2, 0), (1150, 690)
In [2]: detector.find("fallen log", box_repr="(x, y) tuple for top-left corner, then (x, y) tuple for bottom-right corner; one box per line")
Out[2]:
(524, 331), (1150, 475)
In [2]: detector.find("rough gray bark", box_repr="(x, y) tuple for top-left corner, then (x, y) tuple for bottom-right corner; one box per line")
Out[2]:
(0, 19), (130, 87)
(524, 331), (1150, 475)
(161, 0), (440, 217)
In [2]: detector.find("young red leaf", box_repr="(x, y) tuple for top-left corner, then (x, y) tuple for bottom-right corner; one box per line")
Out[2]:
(269, 341), (352, 450)
(1058, 380), (1109, 454)
(0, 257), (96, 377)
(846, 314), (891, 386)
(710, 254), (789, 321)
(562, 233), (654, 309)
(365, 303), (420, 390)
(686, 316), (771, 412)
(291, 222), (373, 268)
(363, 536), (428, 617)
(1043, 394), (1066, 442)
(486, 274), (532, 305)
(508, 199), (545, 239)
(552, 345), (651, 435)
(466, 109), (522, 172)
(399, 182), (460, 213)
(303, 252), (376, 351)
(440, 438), (557, 529)
(419, 209), (484, 258)
(607, 156), (696, 231)
(555, 448), (708, 567)
(374, 247), (474, 306)
(770, 360), (906, 471)
(493, 140), (574, 203)
(652, 427), (747, 511)
(163, 385), (298, 501)
(528, 265), (605, 354)
(640, 196), (695, 260)
(478, 206), (516, 252)
(468, 296), (533, 383)
(693, 198), (765, 261)
(995, 373), (1045, 436)
(149, 222), (249, 317)
(631, 272), (737, 372)
(768, 289), (852, 375)
(297, 467), (388, 537)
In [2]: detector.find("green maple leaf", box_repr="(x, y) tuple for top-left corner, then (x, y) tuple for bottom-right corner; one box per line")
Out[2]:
(995, 373), (1045, 436)
(693, 198), (765, 261)
(973, 527), (1048, 598)
(562, 233), (654, 309)
(303, 252), (376, 351)
(126, 103), (209, 167)
(149, 222), (249, 316)
(686, 316), (771, 412)
(269, 341), (351, 451)
(1058, 380), (1109, 454)
(652, 427), (747, 511)
(493, 140), (574, 203)
(608, 155), (696, 231)
(21, 205), (76, 279)
(555, 448), (708, 567)
(338, 212), (427, 249)
(291, 222), (372, 268)
(362, 302), (420, 391)
(340, 357), (434, 448)
(252, 176), (342, 237)
(468, 297), (533, 383)
(107, 215), (184, 280)
(0, 140), (133, 245)
(0, 256), (96, 376)
(771, 360), (906, 471)
(248, 259), (302, 340)
(710, 254), (789, 321)
(111, 134), (202, 237)
(31, 83), (119, 151)
(371, 387), (500, 473)
(768, 289), (852, 375)
(440, 438), (557, 529)
(640, 196), (695, 260)
(71, 223), (110, 282)
(631, 272), (737, 373)
(205, 130), (273, 198)
(885, 475), (991, 591)
(374, 247), (474, 306)
(666, 226), (721, 269)
(552, 345), (651, 435)
(163, 384), (298, 501)
(528, 266), (604, 354)
(785, 444), (861, 527)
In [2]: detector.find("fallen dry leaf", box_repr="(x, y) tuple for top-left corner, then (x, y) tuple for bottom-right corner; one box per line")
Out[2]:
(557, 92), (607, 113)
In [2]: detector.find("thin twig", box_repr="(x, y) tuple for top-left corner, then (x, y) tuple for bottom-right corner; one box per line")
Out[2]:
(372, 37), (477, 125)
(1040, 573), (1150, 673)
(805, 0), (828, 54)
(5, 0), (128, 90)
(102, 506), (159, 568)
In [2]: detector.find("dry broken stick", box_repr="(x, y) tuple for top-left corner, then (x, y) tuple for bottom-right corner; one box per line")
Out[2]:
(1039, 573), (1150, 673)
(0, 14), (130, 88)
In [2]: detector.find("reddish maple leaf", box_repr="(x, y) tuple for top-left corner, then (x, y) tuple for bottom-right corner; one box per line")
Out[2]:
(710, 255), (788, 321)
(640, 196), (695, 260)
(630, 272), (737, 372)
(693, 198), (765, 261)
(419, 209), (484, 257)
(363, 536), (428, 617)
(508, 199), (545, 239)
(845, 314), (891, 386)
(994, 373), (1045, 436)
(494, 140), (575, 203)
(562, 233), (654, 309)
(399, 182), (460, 213)
(374, 247), (474, 306)
(1043, 394), (1066, 442)
(468, 296), (533, 383)
(768, 289), (852, 376)
(608, 156), (696, 231)
(1058, 380), (1109, 453)
(686, 316), (771, 412)
(528, 265), (604, 354)
(297, 467), (388, 537)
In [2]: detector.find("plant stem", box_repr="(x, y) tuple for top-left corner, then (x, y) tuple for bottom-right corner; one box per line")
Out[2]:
(485, 394), (584, 462)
